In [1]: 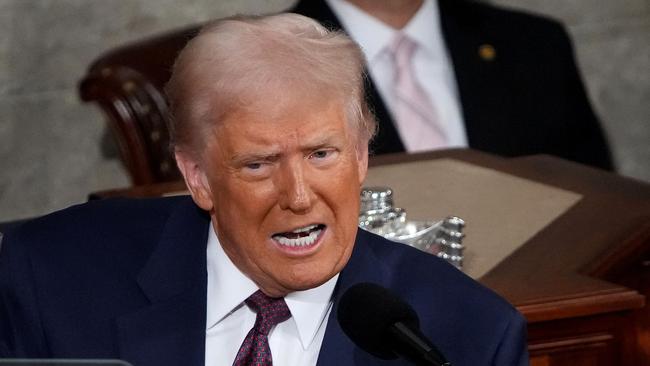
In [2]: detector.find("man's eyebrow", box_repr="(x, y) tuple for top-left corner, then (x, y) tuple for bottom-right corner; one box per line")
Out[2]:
(301, 132), (344, 150)
(230, 152), (281, 165)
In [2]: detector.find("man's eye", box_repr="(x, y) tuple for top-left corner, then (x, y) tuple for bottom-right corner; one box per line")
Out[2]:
(311, 150), (331, 159)
(309, 149), (339, 164)
(241, 162), (271, 178)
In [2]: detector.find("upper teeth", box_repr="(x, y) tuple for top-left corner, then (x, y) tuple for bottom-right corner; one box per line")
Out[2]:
(274, 226), (323, 247)
(292, 224), (318, 233)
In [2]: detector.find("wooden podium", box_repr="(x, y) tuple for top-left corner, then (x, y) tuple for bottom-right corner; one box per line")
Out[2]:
(92, 149), (650, 365)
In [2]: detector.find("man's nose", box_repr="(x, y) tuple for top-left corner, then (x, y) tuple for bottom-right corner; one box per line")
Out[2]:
(278, 161), (314, 213)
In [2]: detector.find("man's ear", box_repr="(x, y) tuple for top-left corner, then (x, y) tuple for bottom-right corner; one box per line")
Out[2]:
(175, 150), (214, 212)
(356, 141), (369, 185)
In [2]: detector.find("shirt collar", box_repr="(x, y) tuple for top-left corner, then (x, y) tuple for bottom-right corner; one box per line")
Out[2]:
(403, 0), (443, 59)
(326, 0), (395, 63)
(326, 0), (443, 62)
(285, 273), (338, 349)
(205, 223), (338, 349)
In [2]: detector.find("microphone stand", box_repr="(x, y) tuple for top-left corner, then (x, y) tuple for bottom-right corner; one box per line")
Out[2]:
(389, 322), (452, 366)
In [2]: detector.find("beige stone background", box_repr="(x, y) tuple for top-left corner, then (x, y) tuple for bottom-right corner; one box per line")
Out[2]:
(0, 0), (648, 221)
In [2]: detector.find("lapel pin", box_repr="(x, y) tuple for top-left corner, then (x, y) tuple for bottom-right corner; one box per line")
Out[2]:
(478, 44), (496, 61)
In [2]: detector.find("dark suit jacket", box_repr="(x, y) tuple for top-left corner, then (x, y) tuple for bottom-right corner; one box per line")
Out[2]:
(292, 0), (613, 170)
(0, 197), (527, 365)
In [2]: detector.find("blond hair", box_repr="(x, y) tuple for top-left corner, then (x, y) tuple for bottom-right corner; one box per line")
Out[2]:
(165, 13), (376, 155)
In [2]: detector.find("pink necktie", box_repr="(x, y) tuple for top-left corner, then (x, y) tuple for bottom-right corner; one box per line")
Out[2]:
(390, 33), (447, 151)
(232, 290), (291, 366)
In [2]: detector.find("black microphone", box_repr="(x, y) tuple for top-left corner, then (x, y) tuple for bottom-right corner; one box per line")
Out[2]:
(337, 282), (451, 366)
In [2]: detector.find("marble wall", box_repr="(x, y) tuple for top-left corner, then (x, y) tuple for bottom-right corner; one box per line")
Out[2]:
(0, 0), (648, 221)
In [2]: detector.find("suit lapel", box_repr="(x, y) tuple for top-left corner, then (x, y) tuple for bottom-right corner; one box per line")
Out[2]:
(291, 0), (340, 30)
(364, 77), (406, 155)
(116, 198), (210, 366)
(317, 230), (394, 366)
(438, 0), (512, 152)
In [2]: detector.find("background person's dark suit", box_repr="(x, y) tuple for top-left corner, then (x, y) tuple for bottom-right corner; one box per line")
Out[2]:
(0, 196), (527, 365)
(292, 0), (614, 170)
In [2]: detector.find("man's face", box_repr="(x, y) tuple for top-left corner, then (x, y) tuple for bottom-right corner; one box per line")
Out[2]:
(178, 96), (368, 297)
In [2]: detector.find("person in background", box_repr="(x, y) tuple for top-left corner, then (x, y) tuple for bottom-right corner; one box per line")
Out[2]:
(0, 13), (528, 366)
(292, 0), (614, 170)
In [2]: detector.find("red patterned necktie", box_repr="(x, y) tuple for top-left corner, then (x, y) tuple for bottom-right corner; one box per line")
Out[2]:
(232, 290), (292, 366)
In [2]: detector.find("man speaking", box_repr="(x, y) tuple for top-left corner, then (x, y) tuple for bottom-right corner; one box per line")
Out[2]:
(0, 14), (528, 366)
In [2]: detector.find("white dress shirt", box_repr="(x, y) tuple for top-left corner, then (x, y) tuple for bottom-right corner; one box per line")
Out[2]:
(205, 224), (337, 366)
(326, 0), (468, 149)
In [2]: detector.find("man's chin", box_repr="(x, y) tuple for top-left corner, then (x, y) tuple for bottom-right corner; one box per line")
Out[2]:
(281, 272), (337, 294)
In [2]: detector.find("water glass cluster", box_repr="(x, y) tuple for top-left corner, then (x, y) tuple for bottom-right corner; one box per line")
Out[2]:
(358, 187), (465, 270)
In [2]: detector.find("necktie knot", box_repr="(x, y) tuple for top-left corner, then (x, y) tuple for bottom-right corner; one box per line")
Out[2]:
(245, 290), (291, 336)
(233, 290), (291, 365)
(389, 33), (418, 72)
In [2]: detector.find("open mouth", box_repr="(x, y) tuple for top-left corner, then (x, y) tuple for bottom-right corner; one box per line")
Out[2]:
(272, 224), (326, 248)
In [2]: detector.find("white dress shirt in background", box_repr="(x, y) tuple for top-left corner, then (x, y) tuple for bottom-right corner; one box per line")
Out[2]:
(205, 225), (337, 366)
(326, 0), (468, 150)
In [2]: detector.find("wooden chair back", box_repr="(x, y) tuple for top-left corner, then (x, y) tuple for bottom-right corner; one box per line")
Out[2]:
(79, 25), (201, 184)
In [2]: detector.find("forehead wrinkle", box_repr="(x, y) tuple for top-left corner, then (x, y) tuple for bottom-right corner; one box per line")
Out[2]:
(226, 139), (283, 163)
(210, 96), (353, 159)
(298, 130), (346, 150)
